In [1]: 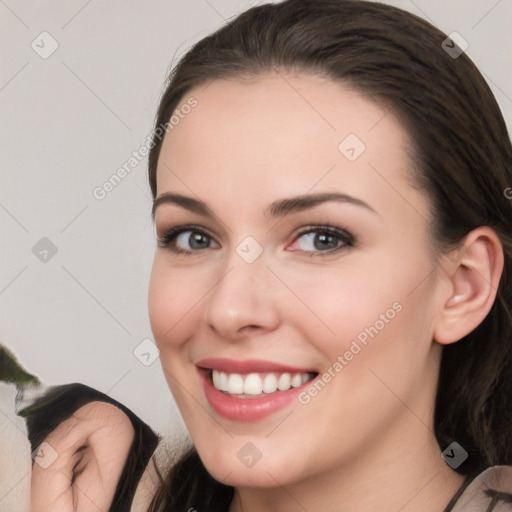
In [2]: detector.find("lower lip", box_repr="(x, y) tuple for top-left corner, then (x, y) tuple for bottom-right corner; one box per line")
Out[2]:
(198, 368), (314, 422)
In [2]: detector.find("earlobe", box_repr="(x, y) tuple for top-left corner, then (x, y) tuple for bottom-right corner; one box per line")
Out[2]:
(434, 227), (504, 345)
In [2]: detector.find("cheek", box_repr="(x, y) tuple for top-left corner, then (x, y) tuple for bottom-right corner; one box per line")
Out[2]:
(148, 264), (196, 406)
(148, 259), (193, 349)
(148, 257), (216, 356)
(288, 262), (400, 349)
(298, 248), (434, 367)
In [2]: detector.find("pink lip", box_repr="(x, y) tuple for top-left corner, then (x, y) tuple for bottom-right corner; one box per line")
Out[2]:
(196, 357), (316, 374)
(195, 359), (318, 422)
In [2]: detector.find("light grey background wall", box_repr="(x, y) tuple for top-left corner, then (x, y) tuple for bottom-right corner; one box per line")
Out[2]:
(2, 0), (511, 437)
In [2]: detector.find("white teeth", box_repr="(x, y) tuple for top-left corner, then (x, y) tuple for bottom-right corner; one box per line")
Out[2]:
(212, 370), (220, 389)
(291, 374), (303, 388)
(277, 373), (291, 391)
(211, 370), (315, 396)
(227, 373), (244, 394)
(243, 373), (262, 395)
(213, 370), (230, 391)
(262, 373), (278, 393)
(218, 372), (228, 391)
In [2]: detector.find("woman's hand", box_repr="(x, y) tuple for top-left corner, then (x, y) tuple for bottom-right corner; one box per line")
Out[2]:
(31, 401), (135, 512)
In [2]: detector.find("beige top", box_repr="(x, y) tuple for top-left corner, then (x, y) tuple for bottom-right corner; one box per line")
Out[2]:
(450, 466), (512, 512)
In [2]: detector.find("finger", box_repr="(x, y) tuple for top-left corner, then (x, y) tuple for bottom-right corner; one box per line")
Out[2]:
(31, 401), (134, 512)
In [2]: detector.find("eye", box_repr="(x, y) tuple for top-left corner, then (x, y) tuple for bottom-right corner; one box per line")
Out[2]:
(157, 223), (354, 257)
(289, 225), (354, 256)
(157, 225), (219, 254)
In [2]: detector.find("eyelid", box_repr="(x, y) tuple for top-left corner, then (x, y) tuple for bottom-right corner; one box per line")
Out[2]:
(288, 224), (355, 256)
(293, 224), (354, 241)
(156, 223), (214, 239)
(157, 224), (218, 253)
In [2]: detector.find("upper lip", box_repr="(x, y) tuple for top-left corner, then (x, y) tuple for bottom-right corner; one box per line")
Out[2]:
(196, 357), (317, 374)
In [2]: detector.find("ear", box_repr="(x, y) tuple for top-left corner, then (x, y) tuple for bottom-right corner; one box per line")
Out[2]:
(434, 227), (504, 345)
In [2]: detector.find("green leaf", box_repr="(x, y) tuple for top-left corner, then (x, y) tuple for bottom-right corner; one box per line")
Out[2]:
(0, 344), (40, 389)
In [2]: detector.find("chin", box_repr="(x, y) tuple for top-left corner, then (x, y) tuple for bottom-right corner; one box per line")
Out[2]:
(198, 445), (302, 488)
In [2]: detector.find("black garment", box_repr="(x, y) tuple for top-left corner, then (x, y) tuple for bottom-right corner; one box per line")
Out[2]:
(19, 383), (159, 512)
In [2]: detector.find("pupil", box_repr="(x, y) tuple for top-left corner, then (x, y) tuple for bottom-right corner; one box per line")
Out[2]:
(315, 233), (336, 250)
(190, 233), (208, 249)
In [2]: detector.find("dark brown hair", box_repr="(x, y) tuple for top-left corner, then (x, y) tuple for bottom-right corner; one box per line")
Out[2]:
(146, 1), (512, 510)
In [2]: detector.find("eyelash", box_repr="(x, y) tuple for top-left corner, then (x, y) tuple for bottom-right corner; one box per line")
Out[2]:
(156, 223), (355, 257)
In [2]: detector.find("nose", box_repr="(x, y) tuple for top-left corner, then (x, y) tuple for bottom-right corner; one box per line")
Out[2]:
(203, 251), (280, 341)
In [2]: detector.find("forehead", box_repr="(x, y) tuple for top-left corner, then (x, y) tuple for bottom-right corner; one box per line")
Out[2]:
(155, 72), (426, 221)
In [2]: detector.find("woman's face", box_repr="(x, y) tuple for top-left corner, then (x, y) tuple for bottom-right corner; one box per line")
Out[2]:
(148, 72), (446, 488)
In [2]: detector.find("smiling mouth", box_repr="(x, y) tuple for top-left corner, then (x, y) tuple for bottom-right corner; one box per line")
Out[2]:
(208, 369), (318, 398)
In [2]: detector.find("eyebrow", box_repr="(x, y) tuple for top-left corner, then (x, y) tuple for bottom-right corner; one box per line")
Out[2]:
(151, 191), (376, 220)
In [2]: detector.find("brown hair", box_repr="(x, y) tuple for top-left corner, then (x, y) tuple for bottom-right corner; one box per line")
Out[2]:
(146, 1), (512, 509)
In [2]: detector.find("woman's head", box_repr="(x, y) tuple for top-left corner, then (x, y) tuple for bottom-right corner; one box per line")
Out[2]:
(147, 0), (512, 495)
